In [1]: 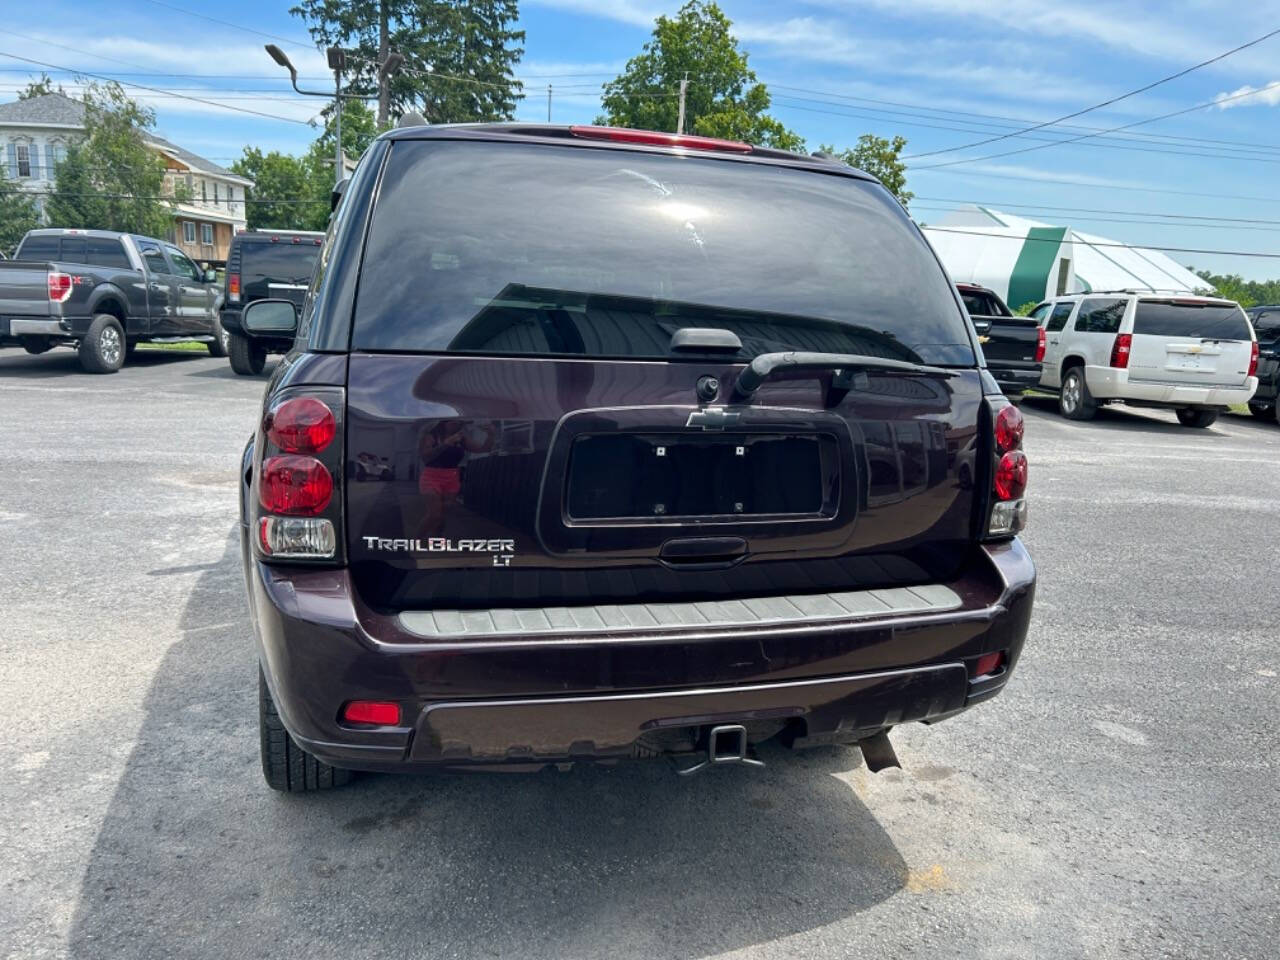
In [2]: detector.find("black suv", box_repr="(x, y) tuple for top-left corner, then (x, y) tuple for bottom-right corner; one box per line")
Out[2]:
(237, 124), (1035, 792)
(1247, 305), (1280, 424)
(219, 229), (323, 375)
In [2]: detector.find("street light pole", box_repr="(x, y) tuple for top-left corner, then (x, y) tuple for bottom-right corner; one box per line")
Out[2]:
(265, 44), (403, 187)
(328, 47), (346, 188)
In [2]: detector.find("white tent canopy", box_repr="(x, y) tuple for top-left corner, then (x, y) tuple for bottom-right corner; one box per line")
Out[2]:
(921, 207), (1210, 310)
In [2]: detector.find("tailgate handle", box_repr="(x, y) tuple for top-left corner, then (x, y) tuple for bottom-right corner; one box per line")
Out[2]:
(660, 536), (747, 566)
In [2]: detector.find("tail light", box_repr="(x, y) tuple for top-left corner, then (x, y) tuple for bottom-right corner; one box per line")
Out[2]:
(1248, 341), (1259, 378)
(1110, 333), (1132, 369)
(1034, 327), (1046, 363)
(986, 402), (1028, 538)
(228, 272), (240, 302)
(48, 271), (72, 303)
(252, 389), (344, 562)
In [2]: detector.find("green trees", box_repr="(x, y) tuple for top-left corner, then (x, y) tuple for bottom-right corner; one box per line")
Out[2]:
(1194, 270), (1280, 307)
(290, 0), (524, 124)
(231, 102), (383, 231)
(0, 176), (40, 256)
(599, 1), (802, 151)
(45, 83), (180, 236)
(819, 135), (913, 208)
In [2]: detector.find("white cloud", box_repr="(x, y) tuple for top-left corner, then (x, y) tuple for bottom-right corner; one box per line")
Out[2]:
(1214, 82), (1280, 109)
(913, 161), (1166, 192)
(800, 1), (1275, 72)
(524, 0), (664, 28)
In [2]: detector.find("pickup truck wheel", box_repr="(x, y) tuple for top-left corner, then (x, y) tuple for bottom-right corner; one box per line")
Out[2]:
(1058, 367), (1096, 420)
(259, 666), (352, 792)
(207, 315), (230, 358)
(1247, 402), (1272, 420)
(19, 335), (53, 355)
(228, 334), (266, 376)
(78, 315), (125, 374)
(1176, 408), (1219, 428)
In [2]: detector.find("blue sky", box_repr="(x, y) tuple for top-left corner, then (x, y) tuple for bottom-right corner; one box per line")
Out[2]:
(3, 0), (1280, 279)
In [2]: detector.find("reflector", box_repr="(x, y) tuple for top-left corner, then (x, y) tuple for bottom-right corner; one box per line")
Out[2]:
(343, 701), (401, 725)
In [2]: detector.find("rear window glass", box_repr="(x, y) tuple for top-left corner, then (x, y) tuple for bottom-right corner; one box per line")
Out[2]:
(960, 291), (1006, 317)
(86, 237), (130, 269)
(238, 242), (320, 301)
(1134, 301), (1251, 340)
(1074, 297), (1126, 334)
(59, 237), (88, 263)
(18, 235), (58, 261)
(353, 141), (976, 366)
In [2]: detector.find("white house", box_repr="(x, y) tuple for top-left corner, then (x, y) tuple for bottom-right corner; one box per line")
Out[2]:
(0, 92), (253, 262)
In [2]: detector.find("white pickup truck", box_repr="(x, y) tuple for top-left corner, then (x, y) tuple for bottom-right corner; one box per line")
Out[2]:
(1027, 292), (1258, 427)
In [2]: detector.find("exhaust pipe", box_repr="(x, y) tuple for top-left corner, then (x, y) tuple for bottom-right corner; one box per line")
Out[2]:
(859, 731), (901, 773)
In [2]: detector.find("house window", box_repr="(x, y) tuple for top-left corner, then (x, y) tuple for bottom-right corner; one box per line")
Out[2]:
(16, 144), (31, 178)
(201, 181), (207, 202)
(201, 223), (213, 246)
(213, 183), (220, 205)
(182, 221), (195, 244)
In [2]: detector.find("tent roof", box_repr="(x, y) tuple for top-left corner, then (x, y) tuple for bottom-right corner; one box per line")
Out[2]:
(922, 206), (1210, 300)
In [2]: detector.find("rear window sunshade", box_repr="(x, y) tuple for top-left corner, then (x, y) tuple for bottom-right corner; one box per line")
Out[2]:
(1134, 301), (1251, 340)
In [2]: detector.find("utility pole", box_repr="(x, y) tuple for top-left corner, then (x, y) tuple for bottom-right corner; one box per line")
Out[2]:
(676, 73), (688, 134)
(377, 0), (390, 126)
(329, 47), (345, 187)
(547, 84), (552, 123)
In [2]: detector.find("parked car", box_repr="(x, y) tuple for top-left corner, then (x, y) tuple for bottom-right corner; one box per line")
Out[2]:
(1246, 305), (1280, 424)
(239, 123), (1035, 792)
(1028, 292), (1258, 427)
(0, 228), (224, 373)
(219, 229), (323, 376)
(956, 282), (1043, 400)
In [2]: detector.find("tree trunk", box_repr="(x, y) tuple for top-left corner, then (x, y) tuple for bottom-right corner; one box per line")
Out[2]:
(377, 0), (390, 126)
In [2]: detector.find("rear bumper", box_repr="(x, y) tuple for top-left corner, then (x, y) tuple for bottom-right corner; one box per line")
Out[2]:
(987, 362), (1041, 395)
(245, 534), (1036, 772)
(2, 318), (68, 338)
(1086, 366), (1258, 407)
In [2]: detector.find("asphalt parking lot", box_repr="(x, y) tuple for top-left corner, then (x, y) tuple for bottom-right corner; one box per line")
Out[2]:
(1, 346), (1277, 960)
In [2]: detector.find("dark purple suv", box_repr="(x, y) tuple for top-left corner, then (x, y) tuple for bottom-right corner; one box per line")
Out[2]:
(237, 124), (1035, 792)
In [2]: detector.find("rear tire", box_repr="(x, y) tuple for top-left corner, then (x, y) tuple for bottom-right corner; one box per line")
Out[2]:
(229, 333), (266, 376)
(1176, 408), (1219, 428)
(259, 666), (352, 793)
(1248, 402), (1273, 420)
(207, 315), (230, 357)
(78, 314), (125, 374)
(1058, 366), (1096, 420)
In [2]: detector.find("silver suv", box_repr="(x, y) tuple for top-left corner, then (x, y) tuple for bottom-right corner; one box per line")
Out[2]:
(1027, 292), (1258, 427)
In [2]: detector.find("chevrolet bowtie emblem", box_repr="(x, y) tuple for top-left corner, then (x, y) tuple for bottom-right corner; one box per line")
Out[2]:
(977, 335), (991, 344)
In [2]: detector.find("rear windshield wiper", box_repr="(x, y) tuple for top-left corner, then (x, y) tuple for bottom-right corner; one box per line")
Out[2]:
(731, 350), (957, 404)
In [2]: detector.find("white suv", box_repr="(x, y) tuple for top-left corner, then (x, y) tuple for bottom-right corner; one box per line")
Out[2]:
(1028, 293), (1259, 427)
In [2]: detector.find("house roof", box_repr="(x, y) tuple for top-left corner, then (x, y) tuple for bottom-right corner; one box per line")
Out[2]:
(0, 92), (250, 184)
(0, 91), (87, 126)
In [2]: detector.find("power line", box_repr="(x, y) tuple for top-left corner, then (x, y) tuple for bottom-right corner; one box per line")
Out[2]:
(913, 80), (1280, 170)
(20, 188), (327, 204)
(903, 26), (1280, 160)
(911, 197), (1280, 226)
(911, 204), (1280, 233)
(771, 95), (1280, 165)
(765, 81), (1280, 154)
(137, 0), (317, 52)
(0, 51), (315, 125)
(912, 165), (1280, 205)
(919, 225), (1280, 259)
